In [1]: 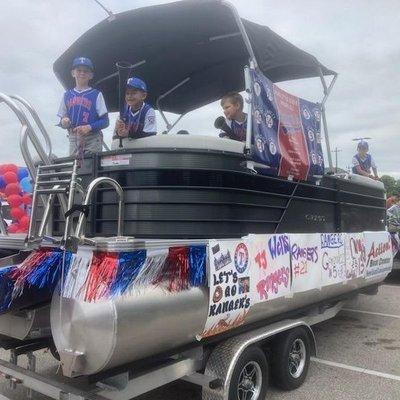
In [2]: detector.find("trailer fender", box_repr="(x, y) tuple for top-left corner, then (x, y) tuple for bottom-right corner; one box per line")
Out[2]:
(202, 320), (315, 400)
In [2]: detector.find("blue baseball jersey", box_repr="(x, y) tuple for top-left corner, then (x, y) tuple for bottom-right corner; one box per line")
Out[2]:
(58, 88), (108, 130)
(121, 102), (157, 139)
(352, 153), (376, 174)
(226, 115), (247, 142)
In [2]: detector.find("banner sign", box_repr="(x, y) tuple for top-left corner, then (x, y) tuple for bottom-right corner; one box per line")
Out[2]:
(290, 234), (321, 292)
(320, 233), (347, 285)
(250, 69), (324, 180)
(364, 231), (393, 278)
(345, 233), (366, 279)
(200, 240), (251, 338)
(249, 234), (291, 304)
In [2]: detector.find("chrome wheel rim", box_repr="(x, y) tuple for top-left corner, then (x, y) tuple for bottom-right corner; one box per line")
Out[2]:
(288, 338), (306, 378)
(237, 361), (262, 400)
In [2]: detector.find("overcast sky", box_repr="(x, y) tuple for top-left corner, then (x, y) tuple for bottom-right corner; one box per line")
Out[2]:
(0, 0), (399, 176)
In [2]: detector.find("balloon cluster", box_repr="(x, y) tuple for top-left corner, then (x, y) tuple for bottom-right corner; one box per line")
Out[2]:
(0, 164), (32, 234)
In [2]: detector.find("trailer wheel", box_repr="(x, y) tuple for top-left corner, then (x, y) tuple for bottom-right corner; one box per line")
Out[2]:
(271, 327), (311, 390)
(228, 345), (268, 400)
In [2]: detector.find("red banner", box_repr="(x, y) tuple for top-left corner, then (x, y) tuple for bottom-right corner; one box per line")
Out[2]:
(273, 86), (310, 180)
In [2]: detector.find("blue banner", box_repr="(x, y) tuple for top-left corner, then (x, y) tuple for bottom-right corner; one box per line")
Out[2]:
(250, 69), (324, 180)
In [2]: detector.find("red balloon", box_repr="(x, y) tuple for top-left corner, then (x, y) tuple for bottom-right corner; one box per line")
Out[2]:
(0, 165), (7, 175)
(7, 194), (23, 208)
(22, 194), (32, 205)
(5, 183), (21, 196)
(7, 223), (19, 234)
(11, 207), (25, 220)
(5, 164), (18, 174)
(19, 215), (30, 229)
(4, 171), (18, 184)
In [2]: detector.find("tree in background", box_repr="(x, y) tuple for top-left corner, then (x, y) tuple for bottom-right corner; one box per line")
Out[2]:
(381, 175), (400, 196)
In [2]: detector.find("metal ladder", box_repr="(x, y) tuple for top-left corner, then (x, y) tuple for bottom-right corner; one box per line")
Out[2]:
(28, 161), (83, 244)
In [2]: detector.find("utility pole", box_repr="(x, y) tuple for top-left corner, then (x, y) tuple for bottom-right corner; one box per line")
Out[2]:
(331, 147), (342, 173)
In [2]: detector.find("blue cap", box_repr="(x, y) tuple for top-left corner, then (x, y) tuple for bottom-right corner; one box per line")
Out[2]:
(127, 77), (147, 92)
(358, 140), (369, 150)
(72, 57), (94, 71)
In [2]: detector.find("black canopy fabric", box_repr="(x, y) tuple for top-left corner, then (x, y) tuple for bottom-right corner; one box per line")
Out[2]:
(53, 0), (335, 114)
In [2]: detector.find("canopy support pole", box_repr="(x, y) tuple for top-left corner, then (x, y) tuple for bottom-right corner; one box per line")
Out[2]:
(94, 60), (146, 86)
(318, 69), (338, 173)
(223, 1), (260, 157)
(244, 63), (255, 155)
(222, 1), (258, 69)
(156, 78), (190, 134)
(92, 0), (116, 21)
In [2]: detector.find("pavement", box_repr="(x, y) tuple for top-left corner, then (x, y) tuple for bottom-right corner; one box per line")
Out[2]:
(0, 272), (399, 400)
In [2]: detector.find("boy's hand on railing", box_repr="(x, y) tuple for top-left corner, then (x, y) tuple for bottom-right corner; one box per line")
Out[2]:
(115, 119), (129, 137)
(60, 117), (71, 129)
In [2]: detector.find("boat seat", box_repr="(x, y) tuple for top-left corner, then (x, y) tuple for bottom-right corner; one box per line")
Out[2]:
(334, 173), (385, 190)
(111, 134), (245, 154)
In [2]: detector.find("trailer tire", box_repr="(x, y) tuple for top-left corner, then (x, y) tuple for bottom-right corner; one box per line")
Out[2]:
(271, 327), (311, 390)
(228, 345), (268, 400)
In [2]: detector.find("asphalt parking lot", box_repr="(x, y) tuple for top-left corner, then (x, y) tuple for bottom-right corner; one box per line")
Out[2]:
(0, 272), (399, 400)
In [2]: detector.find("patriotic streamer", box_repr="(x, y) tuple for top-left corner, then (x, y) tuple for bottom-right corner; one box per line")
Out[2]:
(189, 245), (207, 287)
(84, 252), (119, 302)
(160, 246), (190, 292)
(62, 248), (93, 299)
(0, 244), (210, 313)
(0, 266), (16, 312)
(131, 248), (169, 289)
(0, 248), (73, 314)
(110, 250), (147, 297)
(10, 249), (50, 299)
(26, 250), (71, 290)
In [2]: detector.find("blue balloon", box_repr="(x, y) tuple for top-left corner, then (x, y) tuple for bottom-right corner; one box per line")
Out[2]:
(0, 176), (5, 189)
(20, 177), (32, 193)
(17, 167), (29, 181)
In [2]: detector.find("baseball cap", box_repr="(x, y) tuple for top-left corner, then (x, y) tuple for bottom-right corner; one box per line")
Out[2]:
(357, 140), (369, 150)
(72, 57), (94, 71)
(127, 77), (147, 92)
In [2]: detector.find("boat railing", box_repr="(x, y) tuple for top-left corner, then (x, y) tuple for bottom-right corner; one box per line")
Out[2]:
(0, 204), (8, 236)
(0, 93), (69, 230)
(75, 177), (124, 243)
(0, 93), (52, 177)
(10, 95), (53, 159)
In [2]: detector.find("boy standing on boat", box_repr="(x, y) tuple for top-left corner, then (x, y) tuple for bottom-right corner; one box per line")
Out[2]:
(58, 57), (109, 156)
(114, 77), (157, 143)
(218, 92), (247, 142)
(351, 141), (379, 179)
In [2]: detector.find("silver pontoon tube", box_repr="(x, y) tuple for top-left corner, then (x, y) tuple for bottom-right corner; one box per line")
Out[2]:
(51, 271), (385, 377)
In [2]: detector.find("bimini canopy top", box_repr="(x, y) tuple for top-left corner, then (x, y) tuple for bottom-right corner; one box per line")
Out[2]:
(53, 0), (335, 114)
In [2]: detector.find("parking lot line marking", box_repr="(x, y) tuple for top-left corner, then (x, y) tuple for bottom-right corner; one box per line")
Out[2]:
(311, 358), (400, 382)
(342, 308), (400, 319)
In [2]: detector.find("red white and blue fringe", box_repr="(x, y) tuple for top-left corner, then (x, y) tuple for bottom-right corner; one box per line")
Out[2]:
(0, 245), (207, 314)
